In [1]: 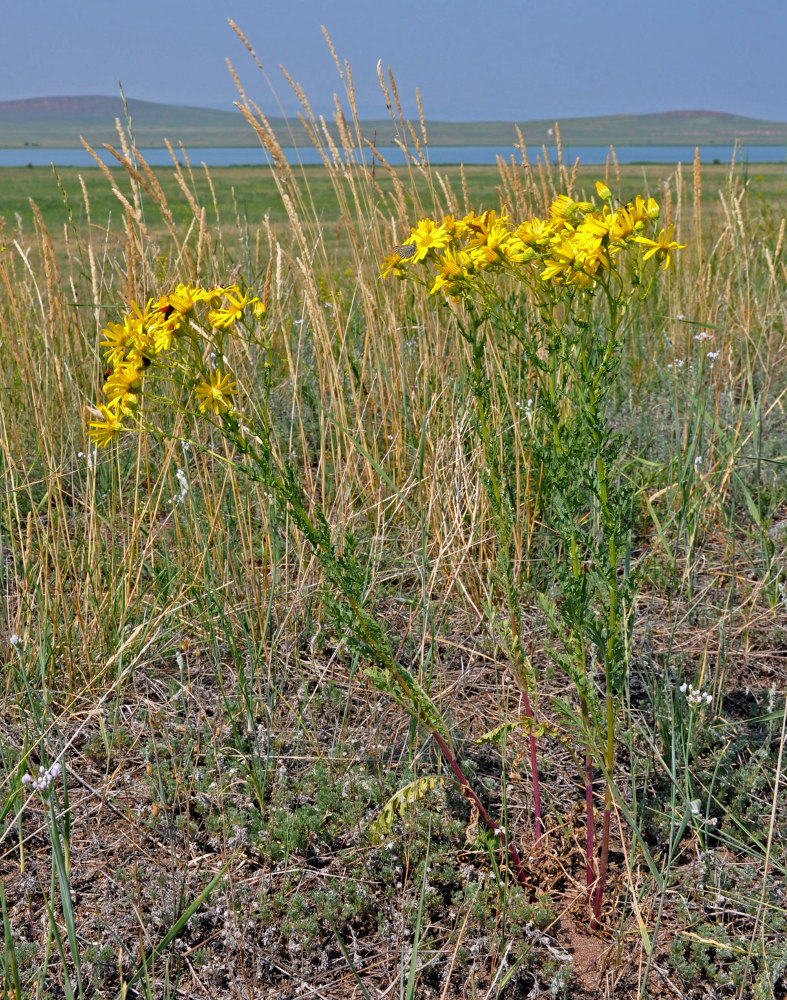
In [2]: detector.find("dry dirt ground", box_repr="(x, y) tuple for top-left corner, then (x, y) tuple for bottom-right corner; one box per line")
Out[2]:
(3, 585), (786, 999)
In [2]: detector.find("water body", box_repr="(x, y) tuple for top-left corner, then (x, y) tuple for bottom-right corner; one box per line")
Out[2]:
(1, 144), (786, 168)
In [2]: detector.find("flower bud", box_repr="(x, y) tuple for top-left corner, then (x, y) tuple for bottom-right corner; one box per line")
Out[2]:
(595, 181), (612, 202)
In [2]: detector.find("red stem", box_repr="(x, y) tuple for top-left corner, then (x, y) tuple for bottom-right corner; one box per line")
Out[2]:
(430, 730), (530, 889)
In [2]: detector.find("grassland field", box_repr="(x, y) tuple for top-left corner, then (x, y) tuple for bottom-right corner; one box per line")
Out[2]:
(3, 160), (787, 257)
(1, 138), (787, 1000)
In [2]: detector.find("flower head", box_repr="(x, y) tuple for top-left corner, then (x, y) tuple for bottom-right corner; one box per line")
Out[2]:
(195, 369), (237, 415)
(88, 404), (125, 447)
(409, 218), (452, 262)
(635, 224), (685, 270)
(207, 290), (252, 329)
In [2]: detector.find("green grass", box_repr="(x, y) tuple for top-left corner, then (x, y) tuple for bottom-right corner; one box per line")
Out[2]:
(1, 59), (787, 1000)
(4, 161), (787, 264)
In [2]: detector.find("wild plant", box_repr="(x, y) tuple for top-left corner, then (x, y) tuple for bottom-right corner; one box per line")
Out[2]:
(382, 184), (684, 919)
(83, 174), (684, 921)
(85, 280), (532, 887)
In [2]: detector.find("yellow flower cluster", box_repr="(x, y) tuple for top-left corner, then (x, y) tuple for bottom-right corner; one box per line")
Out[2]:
(381, 182), (683, 297)
(88, 282), (265, 447)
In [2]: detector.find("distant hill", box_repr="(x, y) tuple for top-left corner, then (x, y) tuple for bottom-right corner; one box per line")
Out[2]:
(2, 96), (787, 149)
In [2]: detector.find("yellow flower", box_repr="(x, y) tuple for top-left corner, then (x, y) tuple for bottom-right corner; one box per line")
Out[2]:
(634, 224), (685, 270)
(163, 282), (204, 315)
(150, 314), (182, 354)
(471, 220), (520, 267)
(514, 217), (559, 250)
(540, 235), (602, 288)
(595, 181), (612, 202)
(409, 218), (452, 262)
(380, 251), (408, 279)
(103, 362), (143, 408)
(201, 284), (239, 308)
(579, 211), (614, 242)
(609, 208), (637, 243)
(207, 290), (251, 329)
(429, 247), (473, 296)
(100, 314), (140, 365)
(88, 404), (125, 447)
(441, 214), (460, 239)
(549, 195), (580, 222)
(628, 195), (651, 231)
(195, 369), (237, 415)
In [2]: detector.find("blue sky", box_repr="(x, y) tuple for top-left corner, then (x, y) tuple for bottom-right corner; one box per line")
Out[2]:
(2, 0), (785, 122)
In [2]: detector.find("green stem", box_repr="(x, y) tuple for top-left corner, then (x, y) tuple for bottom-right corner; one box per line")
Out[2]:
(467, 311), (543, 845)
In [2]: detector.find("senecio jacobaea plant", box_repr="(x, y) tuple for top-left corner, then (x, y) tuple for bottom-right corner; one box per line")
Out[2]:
(88, 283), (264, 446)
(383, 181), (683, 923)
(87, 279), (532, 890)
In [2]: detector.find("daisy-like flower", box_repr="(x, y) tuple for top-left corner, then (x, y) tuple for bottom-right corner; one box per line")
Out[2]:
(514, 216), (559, 250)
(100, 314), (141, 366)
(635, 224), (685, 270)
(88, 404), (125, 447)
(541, 235), (602, 287)
(150, 314), (182, 354)
(409, 218), (452, 262)
(103, 361), (143, 408)
(380, 250), (409, 279)
(202, 284), (240, 308)
(429, 247), (473, 296)
(207, 290), (251, 329)
(194, 369), (237, 415)
(159, 282), (204, 316)
(148, 284), (201, 350)
(471, 220), (524, 268)
(609, 207), (637, 243)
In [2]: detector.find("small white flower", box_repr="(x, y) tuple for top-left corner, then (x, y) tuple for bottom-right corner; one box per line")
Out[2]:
(9, 633), (20, 647)
(694, 455), (703, 467)
(707, 351), (720, 361)
(169, 467), (189, 506)
(694, 331), (711, 341)
(22, 760), (62, 792)
(676, 313), (686, 321)
(682, 683), (712, 709)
